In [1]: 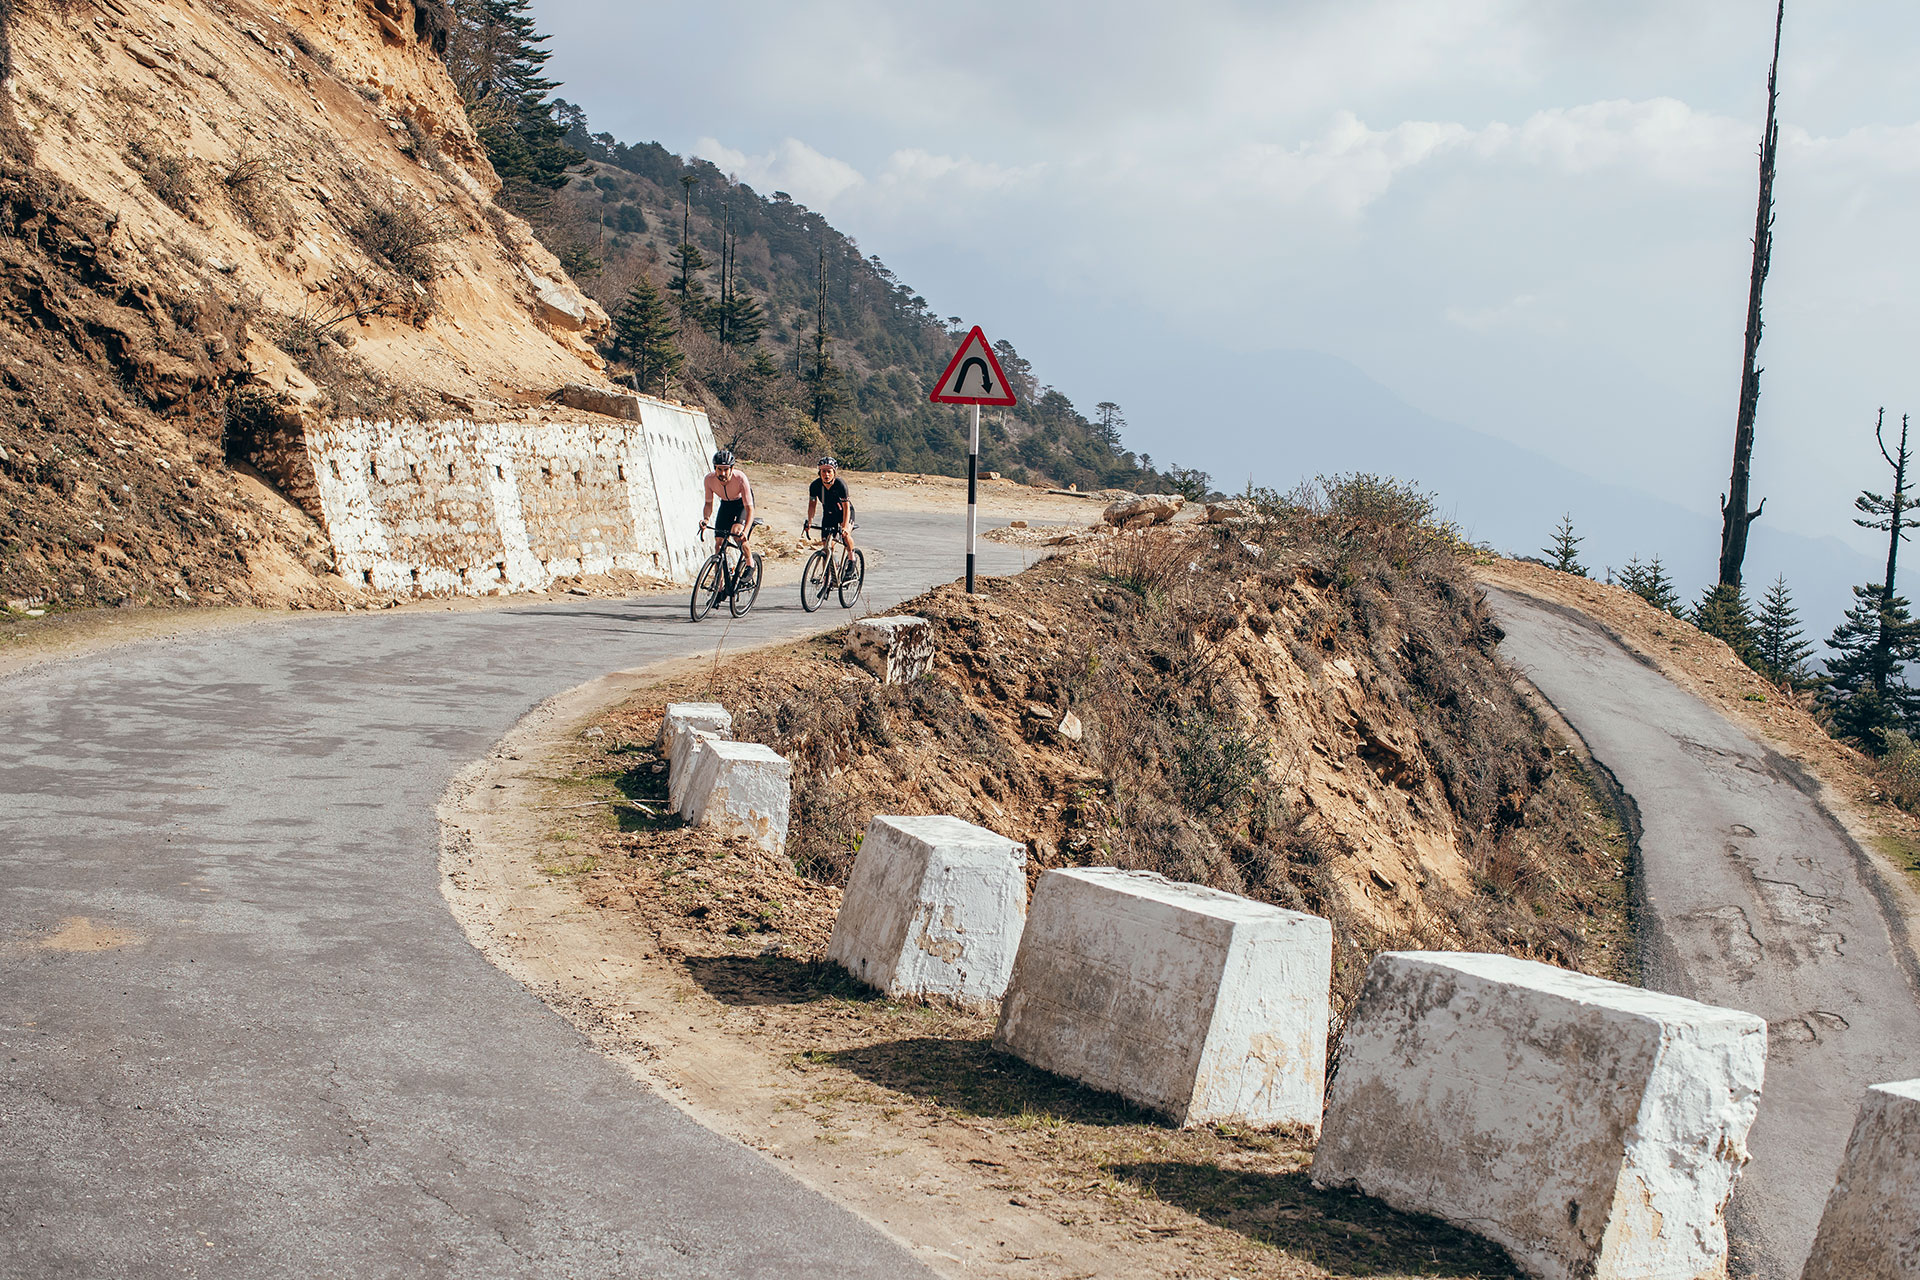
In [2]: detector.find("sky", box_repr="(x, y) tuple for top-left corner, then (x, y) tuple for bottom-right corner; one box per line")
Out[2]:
(530, 0), (1920, 610)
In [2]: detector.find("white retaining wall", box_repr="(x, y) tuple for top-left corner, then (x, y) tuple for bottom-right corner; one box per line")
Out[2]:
(1313, 951), (1767, 1280)
(992, 868), (1332, 1130)
(825, 815), (1028, 1010)
(1801, 1079), (1920, 1280)
(273, 397), (716, 595)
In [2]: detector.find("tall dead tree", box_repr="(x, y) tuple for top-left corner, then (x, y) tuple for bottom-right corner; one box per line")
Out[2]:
(1718, 0), (1785, 589)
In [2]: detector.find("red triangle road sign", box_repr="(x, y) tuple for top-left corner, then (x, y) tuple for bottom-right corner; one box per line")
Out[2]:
(929, 326), (1018, 406)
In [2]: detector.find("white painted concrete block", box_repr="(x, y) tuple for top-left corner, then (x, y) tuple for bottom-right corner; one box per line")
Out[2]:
(845, 616), (934, 684)
(658, 701), (732, 750)
(825, 815), (1028, 1010)
(660, 702), (732, 814)
(1801, 1079), (1920, 1280)
(681, 739), (792, 855)
(1313, 951), (1767, 1280)
(992, 868), (1332, 1130)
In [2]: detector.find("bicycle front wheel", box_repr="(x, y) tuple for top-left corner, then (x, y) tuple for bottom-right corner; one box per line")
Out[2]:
(690, 555), (725, 621)
(729, 553), (763, 617)
(800, 549), (830, 612)
(838, 549), (865, 608)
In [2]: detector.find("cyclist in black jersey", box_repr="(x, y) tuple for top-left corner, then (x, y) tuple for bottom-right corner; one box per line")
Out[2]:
(805, 457), (855, 555)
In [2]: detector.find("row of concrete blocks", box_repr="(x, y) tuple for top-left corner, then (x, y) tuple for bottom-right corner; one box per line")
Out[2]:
(658, 703), (791, 855)
(821, 812), (1780, 1280)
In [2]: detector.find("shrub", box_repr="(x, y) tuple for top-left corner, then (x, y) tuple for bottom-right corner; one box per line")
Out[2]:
(349, 194), (451, 283)
(221, 149), (290, 237)
(1871, 730), (1920, 811)
(127, 136), (198, 217)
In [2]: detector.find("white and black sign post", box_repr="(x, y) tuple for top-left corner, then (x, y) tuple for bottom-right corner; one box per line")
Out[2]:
(930, 326), (1018, 593)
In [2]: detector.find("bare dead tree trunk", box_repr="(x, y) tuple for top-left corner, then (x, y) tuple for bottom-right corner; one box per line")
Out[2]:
(1718, 0), (1785, 589)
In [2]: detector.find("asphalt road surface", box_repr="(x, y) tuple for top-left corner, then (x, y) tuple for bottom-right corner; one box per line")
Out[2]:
(1489, 587), (1920, 1280)
(1, 512), (1044, 1280)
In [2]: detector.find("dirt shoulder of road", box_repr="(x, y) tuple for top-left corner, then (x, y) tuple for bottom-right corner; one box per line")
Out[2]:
(438, 646), (1521, 1280)
(1476, 556), (1920, 916)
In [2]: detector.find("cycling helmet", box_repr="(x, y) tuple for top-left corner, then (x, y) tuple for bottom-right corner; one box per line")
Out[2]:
(712, 449), (734, 467)
(817, 456), (838, 468)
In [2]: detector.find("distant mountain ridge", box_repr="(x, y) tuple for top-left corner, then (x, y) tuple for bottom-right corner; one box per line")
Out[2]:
(521, 108), (1195, 493)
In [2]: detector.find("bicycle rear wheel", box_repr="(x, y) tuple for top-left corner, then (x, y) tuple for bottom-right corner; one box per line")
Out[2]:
(800, 549), (830, 612)
(838, 549), (865, 608)
(689, 554), (725, 621)
(729, 553), (763, 617)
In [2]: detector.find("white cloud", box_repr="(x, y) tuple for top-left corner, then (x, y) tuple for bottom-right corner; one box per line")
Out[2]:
(1444, 294), (1562, 334)
(692, 136), (866, 209)
(878, 149), (1041, 194)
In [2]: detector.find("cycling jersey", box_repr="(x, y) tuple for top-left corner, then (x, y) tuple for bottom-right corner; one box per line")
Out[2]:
(810, 475), (850, 530)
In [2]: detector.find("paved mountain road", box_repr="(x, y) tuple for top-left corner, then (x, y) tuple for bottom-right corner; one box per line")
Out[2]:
(1489, 587), (1920, 1280)
(0, 513), (1040, 1280)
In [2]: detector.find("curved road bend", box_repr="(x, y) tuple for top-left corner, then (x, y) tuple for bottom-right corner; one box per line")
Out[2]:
(0, 512), (1039, 1280)
(1488, 587), (1920, 1279)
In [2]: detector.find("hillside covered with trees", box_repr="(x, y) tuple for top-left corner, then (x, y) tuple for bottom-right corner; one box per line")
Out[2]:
(438, 0), (1205, 495)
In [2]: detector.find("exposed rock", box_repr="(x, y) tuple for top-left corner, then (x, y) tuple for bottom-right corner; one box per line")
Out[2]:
(1204, 499), (1253, 524)
(555, 383), (643, 421)
(1102, 494), (1185, 527)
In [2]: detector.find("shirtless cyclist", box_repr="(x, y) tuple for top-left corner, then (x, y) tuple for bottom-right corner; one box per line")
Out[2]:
(699, 450), (755, 555)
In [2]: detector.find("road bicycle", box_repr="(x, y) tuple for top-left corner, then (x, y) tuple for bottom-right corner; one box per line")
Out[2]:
(800, 523), (864, 612)
(690, 519), (765, 620)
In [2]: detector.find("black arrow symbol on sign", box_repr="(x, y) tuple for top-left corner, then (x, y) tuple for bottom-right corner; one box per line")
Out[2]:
(956, 356), (992, 394)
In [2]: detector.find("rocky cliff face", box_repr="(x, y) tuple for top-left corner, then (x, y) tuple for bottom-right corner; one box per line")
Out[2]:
(0, 0), (612, 608)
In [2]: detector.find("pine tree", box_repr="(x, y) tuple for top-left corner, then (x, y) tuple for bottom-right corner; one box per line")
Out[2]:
(1544, 514), (1587, 577)
(669, 240), (710, 320)
(605, 275), (682, 394)
(1695, 582), (1760, 667)
(804, 247), (847, 427)
(1639, 556), (1683, 616)
(716, 288), (765, 347)
(1092, 402), (1126, 450)
(1822, 584), (1920, 747)
(445, 1), (576, 206)
(1618, 556), (1648, 597)
(1754, 574), (1814, 686)
(1823, 409), (1920, 747)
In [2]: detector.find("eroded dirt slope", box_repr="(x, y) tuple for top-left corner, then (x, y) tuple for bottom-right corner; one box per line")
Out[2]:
(0, 0), (606, 608)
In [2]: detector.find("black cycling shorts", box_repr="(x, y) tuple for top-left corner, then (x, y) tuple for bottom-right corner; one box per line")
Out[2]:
(714, 499), (744, 536)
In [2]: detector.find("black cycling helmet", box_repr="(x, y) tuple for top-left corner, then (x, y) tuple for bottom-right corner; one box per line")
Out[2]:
(817, 456), (838, 469)
(712, 449), (734, 467)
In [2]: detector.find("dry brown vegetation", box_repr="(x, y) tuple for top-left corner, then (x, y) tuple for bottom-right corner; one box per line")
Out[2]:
(671, 479), (1638, 1030)
(481, 485), (1637, 1275)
